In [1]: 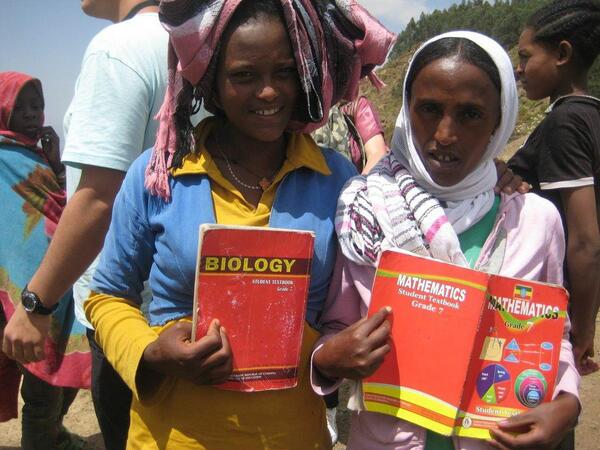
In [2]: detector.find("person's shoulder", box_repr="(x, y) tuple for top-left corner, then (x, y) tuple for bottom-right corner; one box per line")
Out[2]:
(121, 148), (153, 186)
(548, 96), (600, 123)
(320, 146), (359, 179)
(85, 14), (167, 58)
(502, 192), (561, 223)
(0, 143), (44, 164)
(128, 148), (153, 174)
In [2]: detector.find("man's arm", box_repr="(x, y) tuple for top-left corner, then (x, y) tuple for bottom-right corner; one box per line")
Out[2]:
(560, 185), (600, 375)
(1, 166), (124, 363)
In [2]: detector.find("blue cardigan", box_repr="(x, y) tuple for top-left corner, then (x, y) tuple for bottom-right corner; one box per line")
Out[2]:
(91, 147), (356, 326)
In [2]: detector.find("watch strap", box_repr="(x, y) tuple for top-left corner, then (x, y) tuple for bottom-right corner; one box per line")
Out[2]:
(21, 286), (58, 315)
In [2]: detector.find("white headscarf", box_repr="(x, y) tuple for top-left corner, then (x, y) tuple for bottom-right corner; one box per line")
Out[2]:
(391, 31), (518, 233)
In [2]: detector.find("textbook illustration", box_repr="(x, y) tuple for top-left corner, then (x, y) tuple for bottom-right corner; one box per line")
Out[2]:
(363, 250), (568, 439)
(193, 224), (315, 392)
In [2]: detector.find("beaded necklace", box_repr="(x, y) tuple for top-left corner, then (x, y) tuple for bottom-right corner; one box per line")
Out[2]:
(214, 133), (281, 192)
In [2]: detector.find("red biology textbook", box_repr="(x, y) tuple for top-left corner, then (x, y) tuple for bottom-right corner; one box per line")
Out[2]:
(192, 224), (315, 392)
(363, 250), (568, 439)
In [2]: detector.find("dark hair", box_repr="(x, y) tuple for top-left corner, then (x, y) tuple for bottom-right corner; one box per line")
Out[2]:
(405, 37), (501, 101)
(172, 0), (286, 168)
(527, 0), (600, 70)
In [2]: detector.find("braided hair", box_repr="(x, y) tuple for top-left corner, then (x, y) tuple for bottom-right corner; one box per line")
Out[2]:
(527, 0), (600, 69)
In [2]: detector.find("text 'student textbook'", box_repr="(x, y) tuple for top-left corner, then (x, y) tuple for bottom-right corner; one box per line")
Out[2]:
(363, 249), (567, 439)
(193, 224), (314, 392)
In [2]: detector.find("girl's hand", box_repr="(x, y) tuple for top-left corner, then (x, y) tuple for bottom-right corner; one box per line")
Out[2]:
(494, 159), (530, 195)
(141, 319), (233, 385)
(488, 392), (579, 449)
(314, 306), (392, 380)
(571, 324), (599, 375)
(39, 126), (65, 178)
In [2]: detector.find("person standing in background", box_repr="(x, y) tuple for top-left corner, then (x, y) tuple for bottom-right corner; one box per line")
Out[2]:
(508, 0), (600, 379)
(312, 95), (389, 175)
(1, 1), (185, 449)
(0, 71), (90, 450)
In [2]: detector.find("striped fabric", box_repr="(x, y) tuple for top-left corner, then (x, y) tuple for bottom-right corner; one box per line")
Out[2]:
(336, 152), (468, 267)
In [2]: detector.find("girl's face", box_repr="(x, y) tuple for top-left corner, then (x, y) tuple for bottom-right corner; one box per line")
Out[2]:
(516, 27), (561, 101)
(10, 83), (44, 139)
(409, 56), (501, 187)
(215, 14), (299, 144)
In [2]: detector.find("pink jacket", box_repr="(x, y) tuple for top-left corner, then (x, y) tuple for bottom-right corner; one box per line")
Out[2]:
(312, 192), (580, 450)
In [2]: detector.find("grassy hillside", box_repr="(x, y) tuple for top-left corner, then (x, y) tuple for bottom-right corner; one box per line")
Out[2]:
(364, 0), (599, 159)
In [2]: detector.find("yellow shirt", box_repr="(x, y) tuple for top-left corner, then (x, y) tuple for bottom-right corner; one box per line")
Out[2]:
(86, 119), (332, 450)
(172, 118), (330, 226)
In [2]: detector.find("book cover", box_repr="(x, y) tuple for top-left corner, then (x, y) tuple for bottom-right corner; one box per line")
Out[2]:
(193, 224), (315, 392)
(362, 250), (567, 439)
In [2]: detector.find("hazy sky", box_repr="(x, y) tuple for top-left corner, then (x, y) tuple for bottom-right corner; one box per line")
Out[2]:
(1, 0), (457, 145)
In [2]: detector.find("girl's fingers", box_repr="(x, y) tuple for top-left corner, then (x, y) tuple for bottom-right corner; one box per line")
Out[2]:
(497, 413), (535, 431)
(368, 343), (391, 364)
(364, 319), (391, 348)
(357, 306), (392, 337)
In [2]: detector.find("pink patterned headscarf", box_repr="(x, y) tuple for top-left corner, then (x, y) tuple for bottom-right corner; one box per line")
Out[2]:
(145, 0), (396, 199)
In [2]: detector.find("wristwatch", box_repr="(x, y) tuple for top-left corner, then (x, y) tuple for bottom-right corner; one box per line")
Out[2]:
(21, 286), (58, 315)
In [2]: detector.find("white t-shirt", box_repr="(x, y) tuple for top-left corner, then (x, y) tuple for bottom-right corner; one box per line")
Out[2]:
(62, 13), (168, 329)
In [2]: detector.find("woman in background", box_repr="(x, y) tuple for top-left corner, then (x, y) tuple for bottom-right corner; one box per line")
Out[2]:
(0, 71), (90, 450)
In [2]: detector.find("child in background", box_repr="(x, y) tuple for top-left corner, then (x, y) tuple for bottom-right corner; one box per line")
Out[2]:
(313, 31), (580, 450)
(0, 71), (90, 449)
(312, 95), (389, 175)
(508, 0), (600, 377)
(0, 72), (64, 184)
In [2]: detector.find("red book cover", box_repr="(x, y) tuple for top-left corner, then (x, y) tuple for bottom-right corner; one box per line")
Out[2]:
(363, 250), (567, 439)
(193, 225), (314, 392)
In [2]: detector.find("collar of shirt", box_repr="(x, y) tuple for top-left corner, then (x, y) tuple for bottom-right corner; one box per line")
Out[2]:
(171, 118), (331, 179)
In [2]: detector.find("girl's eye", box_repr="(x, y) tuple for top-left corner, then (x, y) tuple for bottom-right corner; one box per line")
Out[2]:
(277, 67), (297, 77)
(230, 71), (254, 82)
(419, 103), (441, 116)
(518, 53), (530, 65)
(461, 109), (483, 121)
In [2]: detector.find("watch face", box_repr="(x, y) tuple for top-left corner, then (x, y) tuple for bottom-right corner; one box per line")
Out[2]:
(22, 292), (38, 312)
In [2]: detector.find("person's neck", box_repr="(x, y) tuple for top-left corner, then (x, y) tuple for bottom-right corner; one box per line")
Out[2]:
(116, 0), (158, 23)
(215, 125), (287, 177)
(549, 71), (589, 103)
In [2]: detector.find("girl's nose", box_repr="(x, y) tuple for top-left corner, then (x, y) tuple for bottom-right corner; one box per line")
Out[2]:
(434, 115), (458, 146)
(514, 65), (523, 80)
(256, 78), (278, 102)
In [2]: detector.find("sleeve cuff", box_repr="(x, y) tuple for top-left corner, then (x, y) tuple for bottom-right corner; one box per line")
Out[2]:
(552, 337), (581, 405)
(310, 337), (344, 396)
(540, 178), (594, 190)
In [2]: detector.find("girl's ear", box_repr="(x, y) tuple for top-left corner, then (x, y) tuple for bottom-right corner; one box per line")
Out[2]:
(556, 40), (573, 67)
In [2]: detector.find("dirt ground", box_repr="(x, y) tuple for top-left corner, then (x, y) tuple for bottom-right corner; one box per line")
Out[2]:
(1, 318), (598, 449)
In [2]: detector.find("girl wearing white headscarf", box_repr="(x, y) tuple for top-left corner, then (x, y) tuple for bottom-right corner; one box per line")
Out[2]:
(311, 31), (580, 450)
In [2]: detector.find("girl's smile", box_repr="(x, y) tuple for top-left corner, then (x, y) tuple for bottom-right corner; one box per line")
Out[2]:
(215, 15), (299, 146)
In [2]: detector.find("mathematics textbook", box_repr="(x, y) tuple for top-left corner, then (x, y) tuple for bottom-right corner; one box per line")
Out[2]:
(363, 250), (568, 439)
(193, 224), (314, 392)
